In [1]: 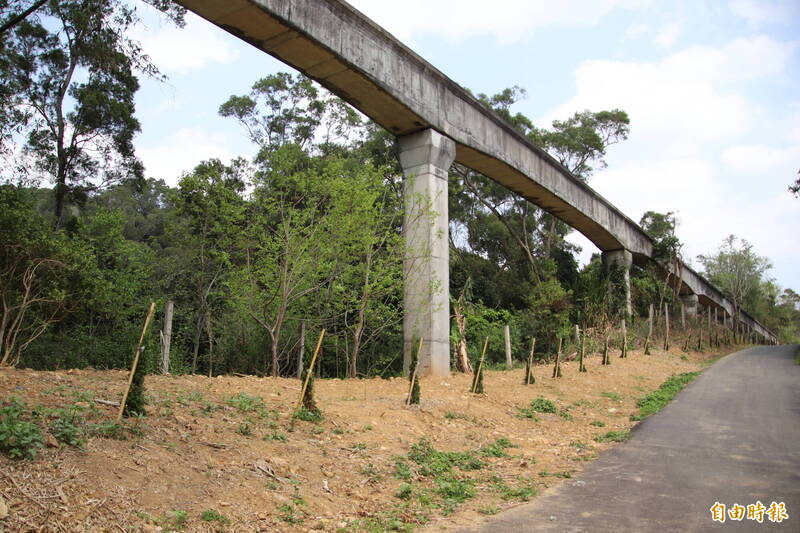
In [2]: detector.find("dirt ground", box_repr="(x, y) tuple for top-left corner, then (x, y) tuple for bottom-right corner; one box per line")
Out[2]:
(0, 343), (738, 533)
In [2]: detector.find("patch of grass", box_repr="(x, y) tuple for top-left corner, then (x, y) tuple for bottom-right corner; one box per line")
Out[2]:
(631, 371), (700, 421)
(235, 422), (252, 436)
(409, 438), (484, 475)
(600, 391), (622, 402)
(161, 510), (188, 531)
(176, 390), (204, 406)
(443, 411), (474, 422)
(395, 483), (413, 500)
(293, 407), (323, 423)
(435, 477), (476, 507)
(0, 398), (44, 459)
(557, 410), (573, 421)
(490, 475), (538, 501)
(515, 407), (539, 420)
(332, 427), (345, 435)
(225, 392), (265, 413)
(539, 470), (571, 479)
(360, 463), (383, 483)
(529, 397), (557, 413)
(393, 458), (413, 480)
(263, 431), (288, 442)
(589, 420), (606, 427)
(594, 430), (630, 443)
(199, 509), (229, 524)
(278, 503), (305, 525)
(478, 438), (515, 458)
(478, 505), (500, 515)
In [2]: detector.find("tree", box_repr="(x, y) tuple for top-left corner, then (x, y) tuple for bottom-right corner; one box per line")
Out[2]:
(790, 169), (799, 197)
(173, 159), (247, 375)
(638, 211), (683, 318)
(698, 235), (772, 336)
(1, 0), (184, 226)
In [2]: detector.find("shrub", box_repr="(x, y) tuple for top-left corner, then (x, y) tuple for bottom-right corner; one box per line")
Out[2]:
(0, 399), (44, 459)
(529, 397), (557, 413)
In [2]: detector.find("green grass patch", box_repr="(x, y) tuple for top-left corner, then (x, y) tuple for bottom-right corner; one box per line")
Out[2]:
(630, 371), (700, 421)
(529, 397), (557, 413)
(594, 430), (630, 443)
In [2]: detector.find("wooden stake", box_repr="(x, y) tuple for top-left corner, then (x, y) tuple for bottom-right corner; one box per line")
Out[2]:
(406, 337), (423, 405)
(471, 337), (489, 393)
(620, 319), (628, 358)
(525, 337), (536, 384)
(160, 300), (173, 375)
(297, 320), (306, 379)
(293, 329), (326, 419)
(552, 337), (563, 378)
(578, 330), (587, 372)
(504, 324), (512, 370)
(602, 335), (610, 365)
(663, 303), (670, 351)
(118, 302), (157, 423)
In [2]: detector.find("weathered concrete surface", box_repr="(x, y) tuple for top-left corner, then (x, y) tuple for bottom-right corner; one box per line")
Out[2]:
(460, 344), (800, 532)
(682, 293), (700, 317)
(602, 249), (633, 317)
(398, 129), (454, 376)
(175, 0), (776, 344)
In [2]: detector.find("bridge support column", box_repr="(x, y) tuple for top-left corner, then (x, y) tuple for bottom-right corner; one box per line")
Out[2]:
(601, 249), (632, 317)
(398, 129), (455, 377)
(681, 294), (699, 319)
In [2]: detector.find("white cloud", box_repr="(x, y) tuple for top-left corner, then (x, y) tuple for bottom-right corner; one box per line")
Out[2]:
(543, 36), (796, 154)
(137, 128), (237, 186)
(653, 23), (682, 49)
(721, 143), (798, 174)
(348, 0), (647, 44)
(730, 0), (800, 26)
(132, 12), (239, 74)
(623, 22), (650, 40)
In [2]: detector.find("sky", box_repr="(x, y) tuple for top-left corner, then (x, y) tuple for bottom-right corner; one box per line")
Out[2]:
(130, 0), (800, 292)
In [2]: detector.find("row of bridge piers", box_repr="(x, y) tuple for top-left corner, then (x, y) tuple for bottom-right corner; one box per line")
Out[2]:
(398, 129), (773, 377)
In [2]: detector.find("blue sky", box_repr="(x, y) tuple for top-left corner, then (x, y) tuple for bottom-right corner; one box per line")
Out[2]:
(131, 0), (800, 292)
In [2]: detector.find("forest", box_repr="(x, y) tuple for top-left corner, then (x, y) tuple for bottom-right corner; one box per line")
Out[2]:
(2, 0), (799, 380)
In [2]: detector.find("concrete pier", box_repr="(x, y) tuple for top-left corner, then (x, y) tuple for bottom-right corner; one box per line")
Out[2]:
(601, 249), (632, 318)
(398, 129), (455, 376)
(681, 294), (699, 318)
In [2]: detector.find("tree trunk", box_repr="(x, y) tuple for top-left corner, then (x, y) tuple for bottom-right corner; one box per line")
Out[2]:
(191, 313), (204, 374)
(205, 312), (214, 378)
(160, 300), (174, 375)
(452, 297), (472, 373)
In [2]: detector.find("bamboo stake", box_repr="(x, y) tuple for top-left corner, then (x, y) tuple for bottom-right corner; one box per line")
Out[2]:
(663, 303), (670, 350)
(602, 335), (610, 365)
(620, 318), (628, 358)
(525, 337), (536, 385)
(471, 337), (489, 393)
(578, 330), (587, 372)
(504, 324), (512, 369)
(406, 337), (423, 405)
(117, 302), (156, 423)
(293, 329), (326, 419)
(552, 337), (563, 378)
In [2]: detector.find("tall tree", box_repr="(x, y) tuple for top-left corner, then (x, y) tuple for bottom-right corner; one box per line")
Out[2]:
(698, 235), (772, 334)
(1, 0), (184, 226)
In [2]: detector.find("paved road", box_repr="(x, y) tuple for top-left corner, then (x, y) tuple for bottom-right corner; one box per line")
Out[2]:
(460, 345), (800, 532)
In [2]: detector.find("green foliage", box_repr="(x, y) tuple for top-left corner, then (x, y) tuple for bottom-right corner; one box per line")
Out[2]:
(51, 410), (86, 447)
(199, 509), (230, 524)
(0, 398), (44, 459)
(594, 430), (630, 443)
(225, 392), (265, 413)
(529, 397), (557, 414)
(590, 420), (607, 427)
(293, 407), (323, 423)
(631, 372), (700, 421)
(123, 346), (148, 418)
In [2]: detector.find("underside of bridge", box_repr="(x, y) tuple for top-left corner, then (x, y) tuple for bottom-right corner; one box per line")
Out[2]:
(175, 0), (778, 370)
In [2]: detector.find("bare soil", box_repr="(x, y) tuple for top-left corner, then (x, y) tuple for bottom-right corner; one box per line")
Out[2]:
(0, 344), (735, 533)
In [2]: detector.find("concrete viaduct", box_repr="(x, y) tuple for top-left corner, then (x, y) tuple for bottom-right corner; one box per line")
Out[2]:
(176, 0), (778, 373)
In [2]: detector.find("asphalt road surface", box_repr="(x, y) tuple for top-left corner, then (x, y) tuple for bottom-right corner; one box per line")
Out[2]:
(460, 344), (800, 532)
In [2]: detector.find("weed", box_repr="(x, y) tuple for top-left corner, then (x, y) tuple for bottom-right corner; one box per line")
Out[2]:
(600, 392), (622, 402)
(515, 407), (539, 421)
(479, 505), (500, 515)
(538, 471), (572, 479)
(409, 438), (483, 475)
(176, 390), (204, 406)
(589, 420), (606, 427)
(360, 463), (383, 483)
(435, 477), (476, 506)
(631, 372), (700, 421)
(200, 509), (230, 524)
(478, 438), (515, 458)
(557, 410), (573, 421)
(393, 458), (413, 480)
(311, 426), (324, 435)
(225, 392), (265, 413)
(236, 422), (252, 436)
(594, 430), (630, 443)
(444, 411), (470, 420)
(396, 483), (413, 500)
(293, 407), (323, 423)
(162, 510), (188, 531)
(86, 421), (127, 440)
(278, 503), (305, 524)
(332, 427), (345, 435)
(529, 397), (557, 413)
(0, 399), (43, 459)
(50, 410), (86, 448)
